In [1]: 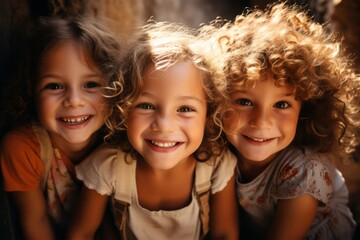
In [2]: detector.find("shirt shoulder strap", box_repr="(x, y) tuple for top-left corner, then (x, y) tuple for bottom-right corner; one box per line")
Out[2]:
(112, 152), (133, 240)
(31, 121), (53, 190)
(195, 160), (214, 239)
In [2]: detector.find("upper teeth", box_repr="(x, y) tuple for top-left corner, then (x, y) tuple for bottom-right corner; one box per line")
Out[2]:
(62, 116), (90, 124)
(151, 140), (176, 148)
(250, 137), (269, 142)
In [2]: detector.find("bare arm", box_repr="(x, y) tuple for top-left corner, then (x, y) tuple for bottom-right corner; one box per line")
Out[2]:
(210, 171), (239, 240)
(10, 189), (55, 240)
(267, 194), (318, 240)
(96, 202), (119, 240)
(66, 186), (108, 240)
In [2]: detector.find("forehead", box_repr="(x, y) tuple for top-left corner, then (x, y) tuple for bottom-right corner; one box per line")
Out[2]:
(39, 41), (100, 74)
(144, 60), (203, 85)
(232, 71), (295, 91)
(41, 41), (93, 65)
(232, 78), (296, 98)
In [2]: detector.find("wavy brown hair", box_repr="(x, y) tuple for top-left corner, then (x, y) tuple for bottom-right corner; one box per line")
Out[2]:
(105, 20), (228, 162)
(0, 16), (124, 133)
(199, 2), (360, 160)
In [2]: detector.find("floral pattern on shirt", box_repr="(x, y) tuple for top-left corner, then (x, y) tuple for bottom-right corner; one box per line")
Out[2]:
(236, 147), (355, 240)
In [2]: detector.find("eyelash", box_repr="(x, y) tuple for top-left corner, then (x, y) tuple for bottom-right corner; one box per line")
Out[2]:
(42, 81), (101, 91)
(136, 103), (155, 110)
(84, 81), (101, 88)
(274, 101), (290, 109)
(44, 83), (63, 90)
(178, 106), (195, 112)
(236, 98), (252, 106)
(135, 104), (195, 112)
(235, 98), (291, 109)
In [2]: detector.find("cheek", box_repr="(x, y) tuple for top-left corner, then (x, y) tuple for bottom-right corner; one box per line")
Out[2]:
(35, 94), (51, 117)
(93, 94), (106, 105)
(126, 112), (147, 135)
(223, 109), (242, 132)
(126, 116), (140, 144)
(34, 95), (56, 129)
(181, 116), (206, 145)
(282, 116), (299, 139)
(194, 119), (206, 138)
(290, 118), (300, 137)
(126, 127), (137, 145)
(97, 98), (110, 117)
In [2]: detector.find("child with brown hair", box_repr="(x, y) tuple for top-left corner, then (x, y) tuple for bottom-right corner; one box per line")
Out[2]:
(1, 17), (123, 239)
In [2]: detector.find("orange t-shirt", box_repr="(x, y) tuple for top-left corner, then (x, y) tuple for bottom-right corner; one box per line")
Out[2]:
(1, 125), (75, 191)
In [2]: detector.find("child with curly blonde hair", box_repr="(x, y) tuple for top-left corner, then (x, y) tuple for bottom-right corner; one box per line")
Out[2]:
(200, 2), (360, 239)
(67, 20), (239, 240)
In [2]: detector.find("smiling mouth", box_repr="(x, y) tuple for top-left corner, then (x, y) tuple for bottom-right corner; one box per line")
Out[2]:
(60, 115), (91, 125)
(150, 140), (178, 148)
(244, 135), (274, 142)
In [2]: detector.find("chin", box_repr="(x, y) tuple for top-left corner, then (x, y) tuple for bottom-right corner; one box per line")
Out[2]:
(241, 152), (274, 162)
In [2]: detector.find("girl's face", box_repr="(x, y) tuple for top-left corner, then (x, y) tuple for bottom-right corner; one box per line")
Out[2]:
(127, 61), (207, 170)
(35, 42), (106, 151)
(224, 76), (301, 163)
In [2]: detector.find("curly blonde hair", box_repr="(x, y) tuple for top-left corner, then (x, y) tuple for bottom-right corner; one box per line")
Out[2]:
(105, 20), (227, 162)
(199, 2), (360, 160)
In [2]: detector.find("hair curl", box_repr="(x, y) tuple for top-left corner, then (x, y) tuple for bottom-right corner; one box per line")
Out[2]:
(199, 2), (360, 160)
(105, 20), (228, 162)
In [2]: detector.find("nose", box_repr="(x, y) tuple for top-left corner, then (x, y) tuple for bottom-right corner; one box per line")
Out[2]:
(63, 88), (85, 107)
(151, 111), (175, 132)
(249, 107), (272, 129)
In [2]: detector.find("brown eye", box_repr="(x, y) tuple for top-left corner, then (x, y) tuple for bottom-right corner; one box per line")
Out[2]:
(84, 81), (101, 88)
(274, 101), (290, 109)
(178, 106), (194, 112)
(137, 103), (155, 110)
(236, 98), (252, 106)
(44, 83), (63, 90)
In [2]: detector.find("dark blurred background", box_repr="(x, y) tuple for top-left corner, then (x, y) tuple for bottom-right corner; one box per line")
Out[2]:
(1, 0), (359, 72)
(1, 0), (359, 238)
(1, 0), (360, 78)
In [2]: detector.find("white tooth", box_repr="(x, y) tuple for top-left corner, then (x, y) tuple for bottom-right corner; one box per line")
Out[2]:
(251, 137), (268, 142)
(151, 140), (176, 148)
(62, 116), (90, 124)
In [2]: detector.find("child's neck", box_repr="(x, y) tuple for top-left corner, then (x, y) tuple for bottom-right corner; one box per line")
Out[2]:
(237, 153), (276, 183)
(51, 133), (100, 164)
(137, 155), (196, 176)
(136, 156), (196, 211)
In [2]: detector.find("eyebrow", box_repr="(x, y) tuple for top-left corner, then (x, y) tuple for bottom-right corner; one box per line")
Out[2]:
(141, 92), (205, 104)
(278, 92), (295, 97)
(235, 90), (295, 97)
